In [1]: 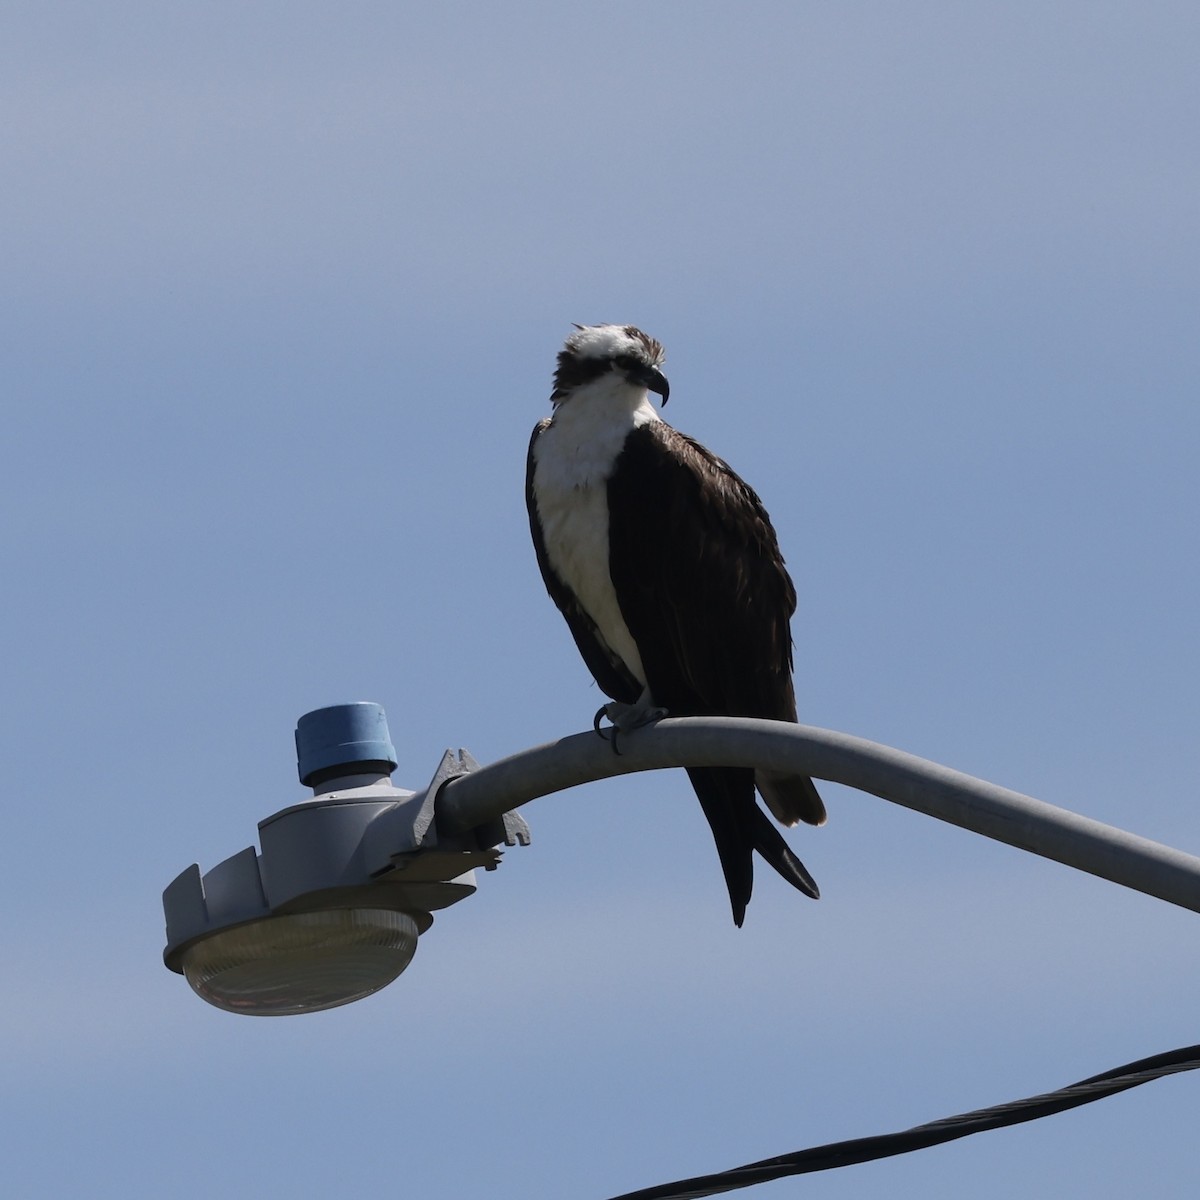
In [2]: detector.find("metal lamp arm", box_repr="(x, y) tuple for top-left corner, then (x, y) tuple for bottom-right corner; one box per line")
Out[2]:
(436, 717), (1200, 915)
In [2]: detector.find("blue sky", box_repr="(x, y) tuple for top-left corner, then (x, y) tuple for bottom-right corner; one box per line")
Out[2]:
(3, 2), (1199, 1196)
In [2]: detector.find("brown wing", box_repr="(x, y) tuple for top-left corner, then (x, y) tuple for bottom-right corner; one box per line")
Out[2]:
(607, 422), (825, 829)
(605, 421), (798, 720)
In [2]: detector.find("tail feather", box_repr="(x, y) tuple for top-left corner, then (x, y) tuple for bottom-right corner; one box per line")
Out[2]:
(748, 803), (820, 900)
(756, 770), (827, 827)
(686, 766), (754, 926)
(685, 765), (820, 927)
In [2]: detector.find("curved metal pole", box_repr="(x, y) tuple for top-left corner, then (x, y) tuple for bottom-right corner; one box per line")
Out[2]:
(437, 717), (1200, 914)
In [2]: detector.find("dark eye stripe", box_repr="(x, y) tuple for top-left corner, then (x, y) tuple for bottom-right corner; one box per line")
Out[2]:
(551, 353), (611, 399)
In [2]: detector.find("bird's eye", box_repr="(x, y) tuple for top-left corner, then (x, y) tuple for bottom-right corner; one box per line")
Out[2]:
(613, 354), (637, 372)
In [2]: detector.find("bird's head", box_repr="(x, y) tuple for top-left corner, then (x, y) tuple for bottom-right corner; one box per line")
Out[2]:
(550, 324), (669, 407)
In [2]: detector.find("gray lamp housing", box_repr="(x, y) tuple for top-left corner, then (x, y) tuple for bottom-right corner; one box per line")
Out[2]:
(162, 703), (530, 1013)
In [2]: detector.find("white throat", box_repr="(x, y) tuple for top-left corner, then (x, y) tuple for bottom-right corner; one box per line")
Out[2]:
(542, 380), (661, 486)
(531, 382), (662, 686)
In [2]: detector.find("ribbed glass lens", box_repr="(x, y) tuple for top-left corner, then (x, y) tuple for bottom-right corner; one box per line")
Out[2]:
(182, 908), (419, 1015)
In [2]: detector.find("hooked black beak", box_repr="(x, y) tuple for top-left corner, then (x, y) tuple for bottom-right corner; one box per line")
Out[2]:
(626, 363), (670, 405)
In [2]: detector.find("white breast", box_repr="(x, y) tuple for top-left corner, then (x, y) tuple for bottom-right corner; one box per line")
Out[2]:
(531, 386), (661, 688)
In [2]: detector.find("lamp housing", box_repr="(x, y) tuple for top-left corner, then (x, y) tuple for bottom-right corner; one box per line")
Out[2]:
(162, 703), (529, 1014)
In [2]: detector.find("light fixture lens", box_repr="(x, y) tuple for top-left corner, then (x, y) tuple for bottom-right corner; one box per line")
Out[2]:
(182, 908), (419, 1015)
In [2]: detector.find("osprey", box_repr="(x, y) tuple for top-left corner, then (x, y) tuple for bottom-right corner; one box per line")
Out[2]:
(525, 323), (826, 926)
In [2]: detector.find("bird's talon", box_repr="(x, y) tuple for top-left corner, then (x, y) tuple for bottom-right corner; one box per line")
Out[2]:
(593, 704), (624, 755)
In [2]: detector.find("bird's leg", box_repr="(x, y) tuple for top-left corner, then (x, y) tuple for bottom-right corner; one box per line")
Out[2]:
(594, 688), (668, 755)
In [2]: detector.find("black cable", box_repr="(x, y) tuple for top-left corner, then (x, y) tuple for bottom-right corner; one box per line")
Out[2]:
(600, 1043), (1200, 1200)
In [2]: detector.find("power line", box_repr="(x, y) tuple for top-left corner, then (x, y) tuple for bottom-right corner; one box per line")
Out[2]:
(600, 1043), (1200, 1199)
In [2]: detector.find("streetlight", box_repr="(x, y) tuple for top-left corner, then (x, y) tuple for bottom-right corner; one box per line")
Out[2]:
(161, 703), (1200, 1200)
(161, 702), (529, 1015)
(164, 701), (1200, 1015)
